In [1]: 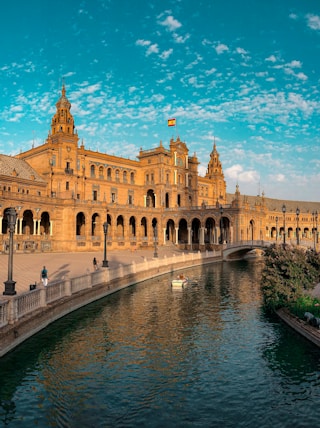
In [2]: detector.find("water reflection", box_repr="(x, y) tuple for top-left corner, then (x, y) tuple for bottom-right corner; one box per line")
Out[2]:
(1, 260), (320, 427)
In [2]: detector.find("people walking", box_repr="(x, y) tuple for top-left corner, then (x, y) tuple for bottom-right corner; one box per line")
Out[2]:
(41, 266), (49, 286)
(93, 257), (98, 270)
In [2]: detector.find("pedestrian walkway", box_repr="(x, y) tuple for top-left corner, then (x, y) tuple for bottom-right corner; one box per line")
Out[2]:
(0, 247), (184, 295)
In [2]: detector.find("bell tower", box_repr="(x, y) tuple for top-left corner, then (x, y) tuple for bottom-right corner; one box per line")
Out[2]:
(49, 85), (77, 143)
(205, 142), (226, 202)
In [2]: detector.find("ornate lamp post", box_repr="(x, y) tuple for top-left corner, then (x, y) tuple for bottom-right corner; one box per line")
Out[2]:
(316, 211), (318, 246)
(3, 208), (17, 295)
(296, 208), (300, 246)
(282, 204), (286, 248)
(102, 221), (109, 267)
(153, 224), (158, 258)
(275, 216), (278, 242)
(312, 211), (318, 250)
(219, 205), (223, 244)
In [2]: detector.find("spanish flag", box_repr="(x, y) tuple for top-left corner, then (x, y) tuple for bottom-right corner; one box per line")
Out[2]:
(168, 118), (176, 127)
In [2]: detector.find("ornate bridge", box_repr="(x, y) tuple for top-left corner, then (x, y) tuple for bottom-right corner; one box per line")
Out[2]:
(222, 240), (272, 260)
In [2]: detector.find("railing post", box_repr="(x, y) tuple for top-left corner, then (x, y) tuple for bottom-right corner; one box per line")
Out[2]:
(65, 279), (72, 296)
(7, 297), (18, 324)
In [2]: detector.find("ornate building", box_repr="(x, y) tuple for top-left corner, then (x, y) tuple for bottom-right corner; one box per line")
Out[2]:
(0, 86), (319, 253)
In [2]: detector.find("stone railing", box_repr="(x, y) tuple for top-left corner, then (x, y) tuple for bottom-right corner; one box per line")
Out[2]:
(0, 250), (221, 357)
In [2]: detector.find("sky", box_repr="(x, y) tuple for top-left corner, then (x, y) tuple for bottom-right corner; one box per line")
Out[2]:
(1, 0), (320, 202)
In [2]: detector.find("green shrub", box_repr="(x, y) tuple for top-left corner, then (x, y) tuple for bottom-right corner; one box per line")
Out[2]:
(261, 244), (320, 311)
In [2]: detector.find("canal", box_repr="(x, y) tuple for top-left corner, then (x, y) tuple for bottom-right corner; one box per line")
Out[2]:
(1, 260), (320, 427)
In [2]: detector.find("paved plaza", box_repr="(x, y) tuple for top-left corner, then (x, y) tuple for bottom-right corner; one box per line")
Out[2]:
(0, 247), (184, 295)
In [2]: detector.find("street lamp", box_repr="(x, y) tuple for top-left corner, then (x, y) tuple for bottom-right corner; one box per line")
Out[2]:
(296, 208), (300, 246)
(312, 211), (318, 250)
(102, 221), (109, 267)
(275, 216), (278, 242)
(219, 205), (223, 244)
(3, 208), (17, 295)
(282, 204), (286, 248)
(316, 211), (318, 246)
(153, 224), (158, 258)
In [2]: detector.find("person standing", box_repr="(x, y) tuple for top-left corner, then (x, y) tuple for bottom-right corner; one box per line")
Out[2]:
(41, 266), (49, 286)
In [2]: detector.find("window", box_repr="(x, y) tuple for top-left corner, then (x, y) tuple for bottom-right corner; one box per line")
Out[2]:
(66, 181), (69, 190)
(93, 190), (97, 201)
(107, 168), (112, 180)
(128, 195), (133, 205)
(112, 192), (116, 203)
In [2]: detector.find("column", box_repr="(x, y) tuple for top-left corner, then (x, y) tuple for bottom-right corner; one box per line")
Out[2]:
(200, 227), (205, 245)
(37, 220), (41, 235)
(33, 219), (37, 235)
(188, 227), (191, 245)
(19, 218), (23, 235)
(175, 227), (179, 245)
(163, 228), (166, 245)
(50, 221), (53, 236)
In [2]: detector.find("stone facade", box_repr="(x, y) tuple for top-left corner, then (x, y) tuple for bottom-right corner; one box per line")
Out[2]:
(0, 86), (319, 253)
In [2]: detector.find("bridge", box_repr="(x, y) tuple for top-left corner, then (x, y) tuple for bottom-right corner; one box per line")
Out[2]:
(222, 240), (272, 260)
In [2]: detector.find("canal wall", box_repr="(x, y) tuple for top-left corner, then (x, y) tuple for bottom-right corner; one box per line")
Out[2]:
(0, 250), (221, 357)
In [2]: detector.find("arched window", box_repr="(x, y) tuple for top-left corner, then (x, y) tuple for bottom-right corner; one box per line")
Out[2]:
(107, 168), (112, 180)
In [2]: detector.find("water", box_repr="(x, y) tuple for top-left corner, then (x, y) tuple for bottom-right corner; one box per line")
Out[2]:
(1, 260), (320, 427)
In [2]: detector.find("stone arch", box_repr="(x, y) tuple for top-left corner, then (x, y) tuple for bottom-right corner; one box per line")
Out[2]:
(178, 218), (188, 243)
(22, 210), (34, 235)
(76, 212), (85, 236)
(204, 217), (216, 244)
(146, 189), (155, 207)
(191, 217), (201, 246)
(141, 217), (147, 238)
(92, 212), (100, 236)
(129, 216), (136, 237)
(116, 215), (124, 238)
(166, 219), (175, 243)
(40, 211), (50, 235)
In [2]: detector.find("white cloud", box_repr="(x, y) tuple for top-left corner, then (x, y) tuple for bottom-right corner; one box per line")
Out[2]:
(215, 43), (229, 54)
(159, 15), (182, 32)
(160, 49), (173, 60)
(136, 39), (151, 47)
(286, 60), (302, 68)
(225, 164), (259, 184)
(289, 13), (298, 20)
(173, 33), (190, 44)
(205, 68), (217, 76)
(146, 44), (159, 56)
(265, 55), (277, 63)
(306, 14), (320, 30)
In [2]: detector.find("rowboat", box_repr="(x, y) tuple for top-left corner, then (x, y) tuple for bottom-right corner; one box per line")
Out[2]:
(171, 278), (188, 288)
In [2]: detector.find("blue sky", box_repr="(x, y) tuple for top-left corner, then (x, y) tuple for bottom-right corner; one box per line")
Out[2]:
(1, 0), (320, 202)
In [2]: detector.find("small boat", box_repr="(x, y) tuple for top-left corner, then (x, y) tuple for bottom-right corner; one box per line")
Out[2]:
(171, 276), (188, 288)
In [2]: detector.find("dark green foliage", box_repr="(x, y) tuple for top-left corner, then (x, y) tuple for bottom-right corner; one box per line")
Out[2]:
(290, 295), (320, 319)
(261, 244), (320, 311)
